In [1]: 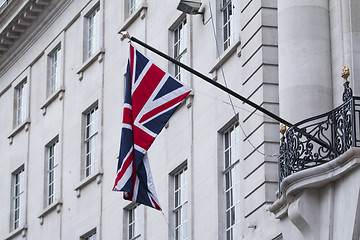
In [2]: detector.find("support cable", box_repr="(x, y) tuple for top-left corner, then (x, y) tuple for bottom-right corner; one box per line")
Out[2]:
(208, 1), (278, 158)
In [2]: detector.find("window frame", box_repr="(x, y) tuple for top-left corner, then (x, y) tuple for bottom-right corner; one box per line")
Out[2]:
(173, 17), (188, 83)
(222, 123), (241, 240)
(83, 104), (99, 179)
(41, 33), (65, 114)
(119, 0), (147, 35)
(86, 5), (100, 60)
(8, 69), (31, 143)
(14, 80), (27, 127)
(81, 228), (97, 240)
(221, 0), (233, 51)
(173, 165), (189, 240)
(46, 138), (59, 206)
(123, 203), (144, 240)
(11, 166), (25, 232)
(128, 0), (140, 16)
(124, 0), (145, 20)
(128, 204), (142, 240)
(48, 46), (61, 96)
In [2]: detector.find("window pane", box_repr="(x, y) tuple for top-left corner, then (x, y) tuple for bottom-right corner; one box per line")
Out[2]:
(47, 140), (58, 205)
(226, 229), (232, 240)
(225, 150), (230, 169)
(175, 191), (180, 208)
(49, 47), (60, 94)
(84, 106), (98, 177)
(223, 123), (240, 240)
(15, 81), (27, 126)
(173, 166), (188, 239)
(222, 0), (233, 50)
(83, 231), (96, 240)
(13, 168), (24, 230)
(129, 0), (139, 15)
(87, 7), (100, 58)
(225, 131), (229, 148)
(128, 205), (142, 240)
(173, 18), (187, 82)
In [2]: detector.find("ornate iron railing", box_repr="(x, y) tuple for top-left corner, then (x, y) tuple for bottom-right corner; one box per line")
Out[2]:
(278, 79), (360, 196)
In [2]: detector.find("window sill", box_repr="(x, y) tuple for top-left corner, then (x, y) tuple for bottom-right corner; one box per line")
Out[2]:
(40, 86), (65, 115)
(74, 169), (103, 198)
(118, 2), (148, 35)
(8, 119), (30, 144)
(77, 49), (105, 80)
(5, 226), (27, 240)
(209, 39), (241, 73)
(38, 200), (63, 225)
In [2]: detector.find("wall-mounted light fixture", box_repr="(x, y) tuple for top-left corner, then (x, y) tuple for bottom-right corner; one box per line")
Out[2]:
(177, 0), (202, 15)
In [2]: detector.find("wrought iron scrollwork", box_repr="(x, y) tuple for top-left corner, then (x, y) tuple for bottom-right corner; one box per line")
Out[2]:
(278, 67), (359, 197)
(278, 96), (359, 195)
(343, 81), (353, 102)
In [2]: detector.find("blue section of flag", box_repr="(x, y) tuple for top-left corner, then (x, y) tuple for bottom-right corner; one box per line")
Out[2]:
(154, 76), (183, 100)
(124, 60), (132, 104)
(135, 50), (149, 83)
(143, 106), (178, 135)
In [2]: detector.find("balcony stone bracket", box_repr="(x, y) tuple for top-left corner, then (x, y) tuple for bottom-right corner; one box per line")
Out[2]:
(269, 147), (360, 240)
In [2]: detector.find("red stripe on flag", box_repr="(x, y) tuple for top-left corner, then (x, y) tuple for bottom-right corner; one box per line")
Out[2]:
(122, 158), (137, 201)
(112, 151), (134, 190)
(132, 64), (165, 119)
(122, 108), (133, 125)
(150, 196), (162, 210)
(139, 91), (191, 123)
(133, 125), (155, 151)
(130, 45), (134, 82)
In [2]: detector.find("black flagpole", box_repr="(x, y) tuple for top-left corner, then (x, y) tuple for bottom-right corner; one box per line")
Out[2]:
(120, 32), (331, 150)
(124, 33), (294, 127)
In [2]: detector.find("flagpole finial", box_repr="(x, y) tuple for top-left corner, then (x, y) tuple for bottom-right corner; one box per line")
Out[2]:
(119, 31), (131, 41)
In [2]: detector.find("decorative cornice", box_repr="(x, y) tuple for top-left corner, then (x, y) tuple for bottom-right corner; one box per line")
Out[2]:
(0, 0), (51, 58)
(0, 0), (73, 77)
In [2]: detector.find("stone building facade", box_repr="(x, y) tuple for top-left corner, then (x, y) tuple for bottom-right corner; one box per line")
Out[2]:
(0, 0), (359, 240)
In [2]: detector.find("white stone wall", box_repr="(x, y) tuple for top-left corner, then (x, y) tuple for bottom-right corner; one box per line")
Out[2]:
(0, 0), (285, 239)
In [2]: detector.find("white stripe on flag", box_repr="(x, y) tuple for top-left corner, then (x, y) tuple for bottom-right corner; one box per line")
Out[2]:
(132, 176), (140, 201)
(143, 153), (160, 206)
(114, 160), (133, 191)
(122, 123), (133, 130)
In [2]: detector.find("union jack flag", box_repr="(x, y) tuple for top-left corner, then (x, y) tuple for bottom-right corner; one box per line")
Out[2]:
(113, 44), (191, 210)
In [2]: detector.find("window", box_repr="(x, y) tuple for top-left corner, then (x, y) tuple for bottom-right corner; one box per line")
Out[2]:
(14, 80), (27, 126)
(11, 167), (25, 231)
(221, 0), (233, 51)
(84, 105), (99, 178)
(49, 46), (61, 95)
(81, 229), (97, 240)
(173, 166), (188, 240)
(128, 205), (142, 240)
(173, 18), (187, 83)
(86, 6), (100, 59)
(46, 139), (59, 206)
(223, 123), (241, 240)
(129, 0), (140, 15)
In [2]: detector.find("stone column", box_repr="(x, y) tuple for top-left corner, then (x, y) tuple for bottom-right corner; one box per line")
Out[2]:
(278, 0), (333, 123)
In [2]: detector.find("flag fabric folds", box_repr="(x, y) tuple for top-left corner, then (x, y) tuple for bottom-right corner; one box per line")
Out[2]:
(113, 44), (191, 210)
